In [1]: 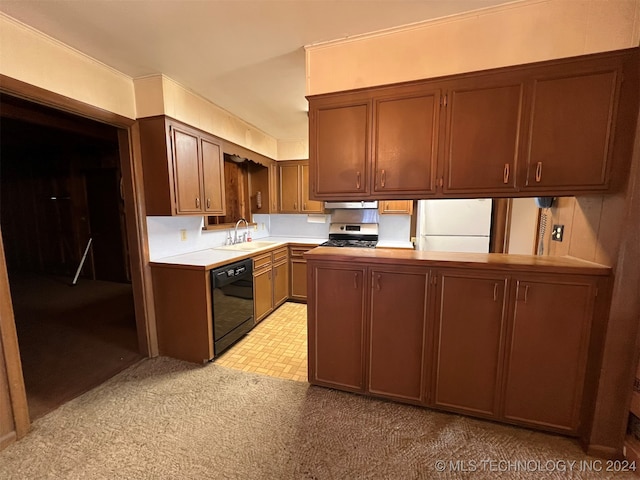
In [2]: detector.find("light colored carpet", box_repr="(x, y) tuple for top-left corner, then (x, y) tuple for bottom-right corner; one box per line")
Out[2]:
(0, 356), (635, 480)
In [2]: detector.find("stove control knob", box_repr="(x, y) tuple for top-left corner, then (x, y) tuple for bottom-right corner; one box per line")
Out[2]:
(340, 226), (344, 230)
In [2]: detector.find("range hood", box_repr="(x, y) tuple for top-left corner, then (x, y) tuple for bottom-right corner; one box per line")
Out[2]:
(324, 201), (379, 209)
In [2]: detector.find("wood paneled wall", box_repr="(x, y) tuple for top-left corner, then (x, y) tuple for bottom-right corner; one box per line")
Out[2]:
(0, 333), (16, 449)
(540, 192), (627, 267)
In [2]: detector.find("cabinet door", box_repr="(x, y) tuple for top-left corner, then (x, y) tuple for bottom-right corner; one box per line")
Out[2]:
(273, 261), (289, 308)
(502, 278), (595, 433)
(279, 164), (300, 213)
(300, 164), (324, 213)
(290, 259), (307, 301)
(308, 263), (367, 391)
(433, 273), (508, 417)
(369, 267), (429, 402)
(253, 268), (273, 323)
(170, 126), (203, 214)
(201, 137), (226, 215)
(443, 82), (523, 194)
(379, 200), (413, 215)
(522, 68), (620, 192)
(310, 99), (370, 197)
(373, 88), (440, 197)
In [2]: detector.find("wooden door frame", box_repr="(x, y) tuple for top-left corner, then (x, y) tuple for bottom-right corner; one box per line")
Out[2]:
(0, 75), (157, 440)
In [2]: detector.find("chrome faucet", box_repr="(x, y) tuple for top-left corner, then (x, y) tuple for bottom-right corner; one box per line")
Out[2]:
(233, 218), (250, 244)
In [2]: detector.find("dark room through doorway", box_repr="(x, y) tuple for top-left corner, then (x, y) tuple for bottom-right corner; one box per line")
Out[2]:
(0, 95), (142, 420)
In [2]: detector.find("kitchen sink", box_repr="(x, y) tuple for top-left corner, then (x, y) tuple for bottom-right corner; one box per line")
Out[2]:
(215, 241), (278, 251)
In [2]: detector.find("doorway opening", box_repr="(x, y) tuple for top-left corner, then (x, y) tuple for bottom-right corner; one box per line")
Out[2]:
(0, 95), (143, 419)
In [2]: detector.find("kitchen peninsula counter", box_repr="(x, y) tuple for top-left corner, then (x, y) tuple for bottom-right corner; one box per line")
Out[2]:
(305, 247), (611, 276)
(305, 247), (612, 445)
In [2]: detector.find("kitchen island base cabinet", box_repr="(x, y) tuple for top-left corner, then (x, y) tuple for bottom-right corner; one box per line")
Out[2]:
(369, 268), (429, 403)
(305, 249), (608, 442)
(308, 264), (366, 391)
(433, 272), (508, 417)
(502, 278), (595, 433)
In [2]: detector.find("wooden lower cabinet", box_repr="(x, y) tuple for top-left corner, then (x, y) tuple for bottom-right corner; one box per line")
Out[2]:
(502, 276), (596, 433)
(307, 257), (604, 438)
(253, 247), (289, 323)
(308, 263), (366, 391)
(433, 272), (508, 417)
(253, 267), (273, 323)
(289, 245), (312, 302)
(369, 267), (429, 403)
(273, 260), (289, 308)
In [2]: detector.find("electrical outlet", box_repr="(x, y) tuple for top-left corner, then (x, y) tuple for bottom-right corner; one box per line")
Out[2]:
(180, 229), (187, 242)
(551, 224), (564, 242)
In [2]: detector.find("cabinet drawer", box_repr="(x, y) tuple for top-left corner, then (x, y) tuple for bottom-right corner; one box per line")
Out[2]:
(290, 246), (312, 258)
(273, 247), (288, 264)
(253, 252), (272, 271)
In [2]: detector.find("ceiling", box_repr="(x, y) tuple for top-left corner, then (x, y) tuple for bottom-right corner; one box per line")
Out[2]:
(0, 0), (515, 143)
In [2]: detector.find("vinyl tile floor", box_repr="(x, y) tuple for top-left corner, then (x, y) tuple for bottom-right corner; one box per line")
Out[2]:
(214, 302), (308, 382)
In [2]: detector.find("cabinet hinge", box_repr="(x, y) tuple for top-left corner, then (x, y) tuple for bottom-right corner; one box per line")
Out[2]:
(441, 94), (448, 107)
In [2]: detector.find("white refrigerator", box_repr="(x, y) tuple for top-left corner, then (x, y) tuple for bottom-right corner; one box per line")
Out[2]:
(416, 199), (492, 253)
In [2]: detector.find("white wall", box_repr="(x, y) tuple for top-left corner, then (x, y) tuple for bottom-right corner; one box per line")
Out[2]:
(507, 198), (539, 255)
(305, 0), (640, 95)
(263, 214), (330, 238)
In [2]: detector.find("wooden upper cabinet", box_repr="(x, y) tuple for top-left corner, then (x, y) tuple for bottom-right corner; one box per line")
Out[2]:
(502, 276), (595, 433)
(308, 49), (637, 200)
(279, 163), (300, 213)
(521, 64), (621, 193)
(139, 116), (226, 216)
(379, 200), (413, 215)
(373, 88), (440, 197)
(442, 80), (523, 194)
(170, 126), (203, 214)
(309, 95), (371, 198)
(200, 137), (226, 215)
(278, 161), (324, 214)
(300, 164), (323, 212)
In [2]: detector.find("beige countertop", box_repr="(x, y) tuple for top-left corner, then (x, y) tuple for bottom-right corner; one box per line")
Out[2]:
(150, 236), (325, 270)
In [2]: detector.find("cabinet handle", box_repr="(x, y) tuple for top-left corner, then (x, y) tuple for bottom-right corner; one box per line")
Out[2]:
(535, 162), (543, 182)
(303, 202), (307, 210)
(195, 197), (200, 208)
(386, 202), (390, 210)
(503, 164), (510, 184)
(517, 284), (530, 303)
(206, 198), (211, 209)
(353, 273), (358, 289)
(376, 274), (381, 291)
(356, 171), (361, 189)
(493, 283), (498, 302)
(294, 202), (297, 210)
(381, 169), (386, 188)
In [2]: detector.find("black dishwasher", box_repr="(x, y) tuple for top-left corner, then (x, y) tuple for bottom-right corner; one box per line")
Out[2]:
(211, 258), (254, 356)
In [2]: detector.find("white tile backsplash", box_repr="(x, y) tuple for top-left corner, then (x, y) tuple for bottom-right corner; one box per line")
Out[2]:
(378, 214), (411, 242)
(148, 216), (251, 260)
(147, 212), (411, 260)
(267, 214), (331, 238)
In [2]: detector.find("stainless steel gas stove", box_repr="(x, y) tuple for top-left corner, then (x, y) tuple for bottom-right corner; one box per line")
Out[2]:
(319, 223), (379, 248)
